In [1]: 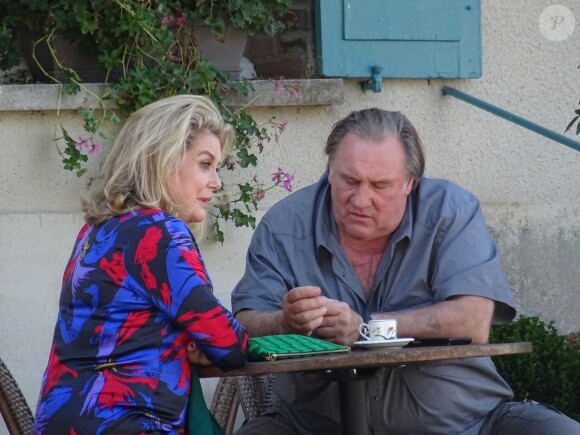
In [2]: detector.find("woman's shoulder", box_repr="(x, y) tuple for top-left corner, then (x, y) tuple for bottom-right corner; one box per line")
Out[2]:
(114, 209), (183, 227)
(109, 209), (192, 244)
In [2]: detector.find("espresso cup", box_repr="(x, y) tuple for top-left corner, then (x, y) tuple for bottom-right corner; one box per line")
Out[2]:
(359, 319), (397, 341)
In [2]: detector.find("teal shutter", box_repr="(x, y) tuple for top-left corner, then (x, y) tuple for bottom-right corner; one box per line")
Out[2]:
(315, 0), (482, 79)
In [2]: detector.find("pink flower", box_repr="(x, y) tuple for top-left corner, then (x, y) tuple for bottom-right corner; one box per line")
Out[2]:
(271, 168), (295, 192)
(161, 16), (172, 25)
(75, 136), (103, 157)
(252, 189), (266, 202)
(271, 119), (288, 142)
(283, 173), (295, 191)
(75, 136), (90, 151)
(88, 143), (103, 157)
(175, 13), (186, 27)
(271, 167), (284, 184)
(272, 79), (301, 98)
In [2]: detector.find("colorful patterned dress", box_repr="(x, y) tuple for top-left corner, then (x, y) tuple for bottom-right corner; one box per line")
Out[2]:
(33, 210), (248, 434)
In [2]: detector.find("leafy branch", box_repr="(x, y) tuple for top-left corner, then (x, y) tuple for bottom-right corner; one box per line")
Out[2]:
(1, 0), (298, 240)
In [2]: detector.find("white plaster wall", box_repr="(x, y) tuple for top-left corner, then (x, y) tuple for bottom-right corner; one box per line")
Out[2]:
(1, 1), (579, 430)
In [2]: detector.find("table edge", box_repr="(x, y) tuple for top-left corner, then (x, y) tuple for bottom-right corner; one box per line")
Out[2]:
(198, 341), (532, 378)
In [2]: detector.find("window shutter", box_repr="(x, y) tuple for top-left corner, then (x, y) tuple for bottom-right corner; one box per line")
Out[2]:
(315, 0), (482, 79)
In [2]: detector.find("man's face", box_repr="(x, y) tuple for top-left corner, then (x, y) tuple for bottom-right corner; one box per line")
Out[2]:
(328, 133), (413, 243)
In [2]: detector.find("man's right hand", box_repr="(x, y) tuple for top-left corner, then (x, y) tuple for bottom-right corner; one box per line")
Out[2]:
(282, 286), (328, 335)
(235, 286), (328, 337)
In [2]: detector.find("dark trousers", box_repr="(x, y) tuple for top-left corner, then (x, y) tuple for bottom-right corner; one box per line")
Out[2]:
(236, 400), (580, 435)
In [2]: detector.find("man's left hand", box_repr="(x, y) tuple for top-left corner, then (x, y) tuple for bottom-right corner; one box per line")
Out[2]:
(315, 299), (362, 345)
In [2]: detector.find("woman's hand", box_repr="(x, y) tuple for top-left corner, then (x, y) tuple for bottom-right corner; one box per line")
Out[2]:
(186, 341), (213, 366)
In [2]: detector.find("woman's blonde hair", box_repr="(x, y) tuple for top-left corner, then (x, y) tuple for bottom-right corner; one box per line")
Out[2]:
(83, 94), (234, 225)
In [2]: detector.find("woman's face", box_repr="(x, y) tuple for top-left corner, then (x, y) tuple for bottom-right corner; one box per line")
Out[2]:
(169, 132), (222, 223)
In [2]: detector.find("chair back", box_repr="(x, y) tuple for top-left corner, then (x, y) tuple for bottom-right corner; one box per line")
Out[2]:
(0, 358), (34, 435)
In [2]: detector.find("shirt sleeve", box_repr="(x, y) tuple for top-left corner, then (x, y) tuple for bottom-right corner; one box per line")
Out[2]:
(429, 195), (516, 322)
(231, 218), (292, 315)
(128, 216), (248, 371)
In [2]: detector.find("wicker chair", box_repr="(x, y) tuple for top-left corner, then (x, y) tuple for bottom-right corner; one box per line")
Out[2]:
(210, 374), (276, 434)
(0, 358), (34, 435)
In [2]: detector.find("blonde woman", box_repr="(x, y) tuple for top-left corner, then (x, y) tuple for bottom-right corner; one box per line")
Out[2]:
(34, 95), (248, 434)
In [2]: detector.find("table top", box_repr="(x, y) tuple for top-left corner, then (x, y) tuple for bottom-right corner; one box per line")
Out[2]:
(198, 341), (532, 378)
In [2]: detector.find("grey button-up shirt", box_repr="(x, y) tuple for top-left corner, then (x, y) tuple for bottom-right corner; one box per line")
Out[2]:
(232, 173), (515, 434)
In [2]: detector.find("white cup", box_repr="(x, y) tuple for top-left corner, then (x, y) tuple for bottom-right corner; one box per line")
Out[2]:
(359, 319), (397, 341)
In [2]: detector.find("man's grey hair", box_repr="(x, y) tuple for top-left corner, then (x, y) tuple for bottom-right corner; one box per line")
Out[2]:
(324, 109), (425, 189)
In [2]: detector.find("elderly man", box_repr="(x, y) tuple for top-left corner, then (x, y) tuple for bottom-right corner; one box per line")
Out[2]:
(231, 109), (580, 434)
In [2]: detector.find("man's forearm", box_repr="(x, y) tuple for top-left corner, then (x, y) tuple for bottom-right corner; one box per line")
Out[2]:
(372, 296), (494, 344)
(235, 309), (290, 337)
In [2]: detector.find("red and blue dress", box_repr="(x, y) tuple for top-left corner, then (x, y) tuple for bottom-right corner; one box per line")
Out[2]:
(33, 209), (248, 434)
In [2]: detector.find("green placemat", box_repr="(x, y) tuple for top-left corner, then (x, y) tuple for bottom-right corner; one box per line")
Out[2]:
(249, 334), (350, 361)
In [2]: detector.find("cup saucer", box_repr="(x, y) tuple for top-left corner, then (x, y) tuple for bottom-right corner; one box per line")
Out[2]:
(353, 337), (414, 350)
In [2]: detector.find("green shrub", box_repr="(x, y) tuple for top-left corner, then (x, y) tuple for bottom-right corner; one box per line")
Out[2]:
(489, 315), (580, 421)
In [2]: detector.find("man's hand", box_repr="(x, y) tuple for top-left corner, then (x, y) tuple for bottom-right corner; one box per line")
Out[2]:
(315, 299), (362, 345)
(186, 341), (212, 366)
(282, 286), (328, 335)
